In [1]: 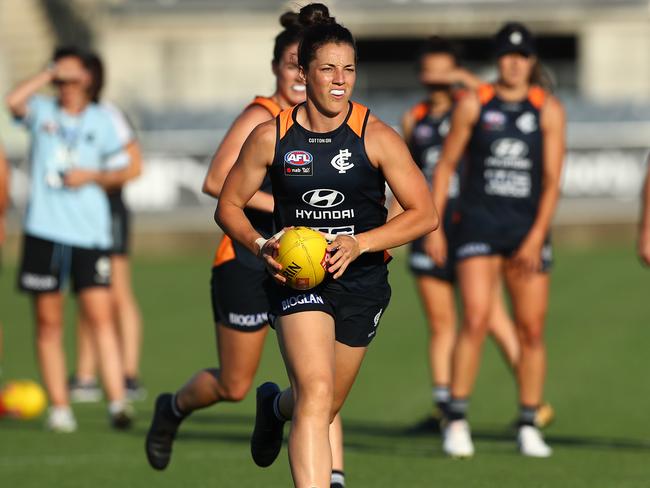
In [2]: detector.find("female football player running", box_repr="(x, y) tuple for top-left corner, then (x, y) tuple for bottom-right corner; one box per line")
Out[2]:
(217, 4), (437, 487)
(145, 11), (347, 486)
(431, 22), (565, 458)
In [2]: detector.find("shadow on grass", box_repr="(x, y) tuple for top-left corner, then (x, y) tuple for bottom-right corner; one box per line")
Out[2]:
(131, 412), (650, 454)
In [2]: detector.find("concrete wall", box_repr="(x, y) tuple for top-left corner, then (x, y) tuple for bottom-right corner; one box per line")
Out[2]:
(580, 20), (650, 101)
(97, 13), (280, 110)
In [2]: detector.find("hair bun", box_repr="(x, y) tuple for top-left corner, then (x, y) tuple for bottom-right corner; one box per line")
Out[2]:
(279, 11), (300, 29)
(299, 3), (335, 27)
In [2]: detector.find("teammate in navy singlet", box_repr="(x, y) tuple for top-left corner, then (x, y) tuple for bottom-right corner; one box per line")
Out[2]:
(217, 4), (436, 486)
(398, 37), (554, 435)
(145, 13), (347, 483)
(395, 36), (524, 434)
(431, 23), (565, 458)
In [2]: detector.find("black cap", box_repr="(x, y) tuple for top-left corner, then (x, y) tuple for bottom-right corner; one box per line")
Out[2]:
(494, 22), (536, 57)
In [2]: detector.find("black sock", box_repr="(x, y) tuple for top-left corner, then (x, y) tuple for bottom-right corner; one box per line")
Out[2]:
(447, 397), (469, 422)
(518, 404), (538, 427)
(272, 392), (288, 422)
(331, 469), (345, 488)
(170, 393), (188, 421)
(433, 385), (451, 416)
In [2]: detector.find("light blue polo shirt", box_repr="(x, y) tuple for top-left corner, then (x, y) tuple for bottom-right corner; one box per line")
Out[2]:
(19, 95), (127, 249)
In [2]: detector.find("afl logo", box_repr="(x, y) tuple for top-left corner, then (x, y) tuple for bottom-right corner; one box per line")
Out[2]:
(491, 138), (529, 158)
(302, 189), (345, 208)
(284, 150), (313, 166)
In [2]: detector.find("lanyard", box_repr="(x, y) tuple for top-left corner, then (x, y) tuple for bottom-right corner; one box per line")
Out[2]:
(55, 106), (88, 168)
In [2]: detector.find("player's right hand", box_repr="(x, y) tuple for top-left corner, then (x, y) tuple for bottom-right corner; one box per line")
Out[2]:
(0, 214), (5, 245)
(638, 231), (650, 267)
(425, 230), (447, 267)
(258, 227), (293, 285)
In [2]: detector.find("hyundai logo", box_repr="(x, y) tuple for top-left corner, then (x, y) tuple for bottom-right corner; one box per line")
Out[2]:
(302, 189), (345, 208)
(491, 138), (529, 158)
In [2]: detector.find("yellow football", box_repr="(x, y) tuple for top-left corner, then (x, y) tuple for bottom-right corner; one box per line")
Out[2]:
(276, 227), (329, 290)
(1, 380), (48, 420)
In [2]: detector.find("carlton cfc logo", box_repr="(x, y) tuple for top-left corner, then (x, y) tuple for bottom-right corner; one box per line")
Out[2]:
(284, 150), (313, 166)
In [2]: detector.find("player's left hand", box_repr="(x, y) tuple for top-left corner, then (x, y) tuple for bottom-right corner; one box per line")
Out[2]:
(326, 235), (360, 279)
(510, 236), (543, 275)
(63, 169), (98, 188)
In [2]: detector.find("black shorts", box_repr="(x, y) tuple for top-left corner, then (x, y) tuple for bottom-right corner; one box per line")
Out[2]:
(211, 259), (271, 332)
(266, 263), (391, 348)
(108, 192), (130, 256)
(455, 235), (553, 273)
(18, 234), (112, 294)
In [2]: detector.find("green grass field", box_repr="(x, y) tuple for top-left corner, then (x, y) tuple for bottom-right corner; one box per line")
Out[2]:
(1, 243), (649, 487)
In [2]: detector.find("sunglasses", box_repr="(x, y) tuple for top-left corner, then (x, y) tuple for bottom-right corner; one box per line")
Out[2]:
(53, 78), (82, 86)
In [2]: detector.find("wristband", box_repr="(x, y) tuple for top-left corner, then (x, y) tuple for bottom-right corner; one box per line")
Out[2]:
(350, 234), (369, 255)
(254, 237), (267, 256)
(255, 229), (286, 257)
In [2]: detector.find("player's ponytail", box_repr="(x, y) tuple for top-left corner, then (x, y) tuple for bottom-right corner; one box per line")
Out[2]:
(529, 59), (555, 93)
(273, 11), (303, 64)
(298, 3), (356, 68)
(298, 3), (335, 27)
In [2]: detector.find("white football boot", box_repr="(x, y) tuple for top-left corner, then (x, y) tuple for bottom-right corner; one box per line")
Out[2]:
(518, 425), (553, 458)
(46, 406), (78, 433)
(443, 419), (475, 458)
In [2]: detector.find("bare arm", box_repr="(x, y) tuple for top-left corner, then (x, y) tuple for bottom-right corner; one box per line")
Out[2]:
(64, 141), (143, 190)
(387, 110), (415, 221)
(325, 118), (438, 278)
(431, 94), (479, 226)
(0, 146), (8, 214)
(0, 147), (9, 244)
(511, 95), (566, 272)
(528, 96), (565, 242)
(356, 118), (438, 253)
(203, 105), (274, 213)
(450, 67), (482, 91)
(216, 121), (277, 255)
(427, 94), (479, 265)
(638, 154), (650, 266)
(5, 69), (53, 118)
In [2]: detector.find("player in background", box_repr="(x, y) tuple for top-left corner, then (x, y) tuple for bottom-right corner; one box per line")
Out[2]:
(217, 4), (436, 486)
(430, 23), (565, 457)
(69, 52), (145, 403)
(0, 144), (8, 375)
(145, 11), (347, 487)
(5, 46), (135, 431)
(396, 37), (553, 432)
(638, 154), (650, 266)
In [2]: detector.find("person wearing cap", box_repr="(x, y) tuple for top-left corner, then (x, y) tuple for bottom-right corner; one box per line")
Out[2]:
(430, 21), (565, 458)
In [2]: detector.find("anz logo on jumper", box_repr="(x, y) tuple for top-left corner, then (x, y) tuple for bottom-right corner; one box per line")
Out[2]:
(330, 149), (354, 174)
(302, 189), (345, 208)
